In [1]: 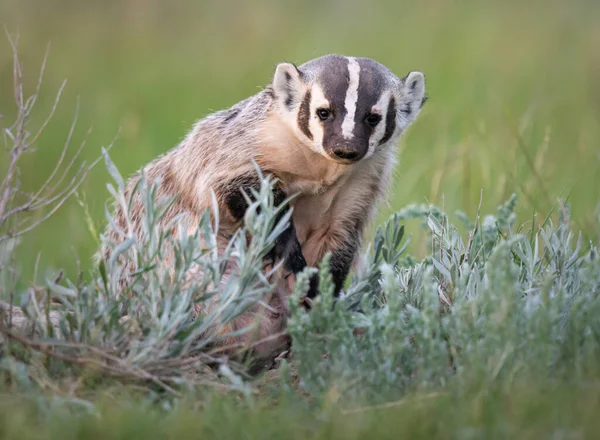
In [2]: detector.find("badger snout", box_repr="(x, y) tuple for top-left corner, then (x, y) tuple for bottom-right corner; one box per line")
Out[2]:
(325, 140), (368, 163)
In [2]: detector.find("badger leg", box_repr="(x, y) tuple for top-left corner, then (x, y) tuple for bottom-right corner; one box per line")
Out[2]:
(221, 175), (308, 282)
(305, 219), (364, 301)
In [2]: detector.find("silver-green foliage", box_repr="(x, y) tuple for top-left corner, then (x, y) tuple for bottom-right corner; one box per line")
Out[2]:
(287, 196), (600, 402)
(4, 150), (600, 403)
(7, 150), (291, 391)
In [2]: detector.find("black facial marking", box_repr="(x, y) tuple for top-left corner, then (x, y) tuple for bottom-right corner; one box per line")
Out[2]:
(380, 96), (397, 145)
(297, 89), (313, 140)
(353, 59), (386, 140)
(318, 58), (351, 112)
(317, 57), (350, 148)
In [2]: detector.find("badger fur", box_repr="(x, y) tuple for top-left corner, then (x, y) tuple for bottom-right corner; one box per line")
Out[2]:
(102, 54), (426, 371)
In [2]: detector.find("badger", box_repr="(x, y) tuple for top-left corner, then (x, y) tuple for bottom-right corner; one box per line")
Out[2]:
(102, 54), (426, 370)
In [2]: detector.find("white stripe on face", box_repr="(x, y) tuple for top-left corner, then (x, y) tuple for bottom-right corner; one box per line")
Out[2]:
(341, 57), (361, 140)
(366, 90), (391, 158)
(307, 84), (330, 157)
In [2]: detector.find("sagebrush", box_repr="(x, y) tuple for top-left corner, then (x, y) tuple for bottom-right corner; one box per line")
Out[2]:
(0, 31), (599, 418)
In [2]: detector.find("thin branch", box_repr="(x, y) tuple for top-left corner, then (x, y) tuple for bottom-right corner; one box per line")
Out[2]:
(0, 325), (182, 397)
(36, 126), (93, 207)
(23, 42), (51, 117)
(0, 163), (87, 241)
(27, 80), (68, 148)
(1, 122), (93, 225)
(0, 134), (110, 243)
(3, 160), (87, 221)
(28, 97), (81, 206)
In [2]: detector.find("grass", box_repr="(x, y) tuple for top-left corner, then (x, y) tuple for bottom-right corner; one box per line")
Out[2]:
(1, 0), (600, 437)
(1, 381), (599, 439)
(1, 161), (598, 436)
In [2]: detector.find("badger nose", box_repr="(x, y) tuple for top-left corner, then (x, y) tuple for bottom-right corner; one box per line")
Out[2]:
(332, 147), (361, 161)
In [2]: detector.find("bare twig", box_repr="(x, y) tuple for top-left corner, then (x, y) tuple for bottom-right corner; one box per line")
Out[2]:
(0, 29), (103, 243)
(0, 29), (275, 398)
(0, 325), (182, 396)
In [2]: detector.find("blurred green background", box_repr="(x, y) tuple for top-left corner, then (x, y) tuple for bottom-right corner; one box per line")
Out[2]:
(1, 0), (599, 282)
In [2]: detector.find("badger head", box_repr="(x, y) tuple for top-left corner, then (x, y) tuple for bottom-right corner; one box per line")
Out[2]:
(271, 54), (426, 164)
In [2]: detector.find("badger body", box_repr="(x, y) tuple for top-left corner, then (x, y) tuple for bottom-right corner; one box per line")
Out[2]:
(102, 55), (426, 370)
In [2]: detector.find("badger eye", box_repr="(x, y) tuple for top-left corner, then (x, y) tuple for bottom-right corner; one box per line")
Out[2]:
(365, 113), (382, 128)
(316, 108), (331, 121)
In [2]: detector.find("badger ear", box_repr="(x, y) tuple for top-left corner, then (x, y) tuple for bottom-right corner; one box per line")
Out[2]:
(397, 71), (426, 125)
(272, 62), (306, 110)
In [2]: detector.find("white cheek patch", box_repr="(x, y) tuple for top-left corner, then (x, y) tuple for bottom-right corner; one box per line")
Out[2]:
(365, 90), (392, 159)
(306, 84), (330, 157)
(341, 57), (361, 140)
